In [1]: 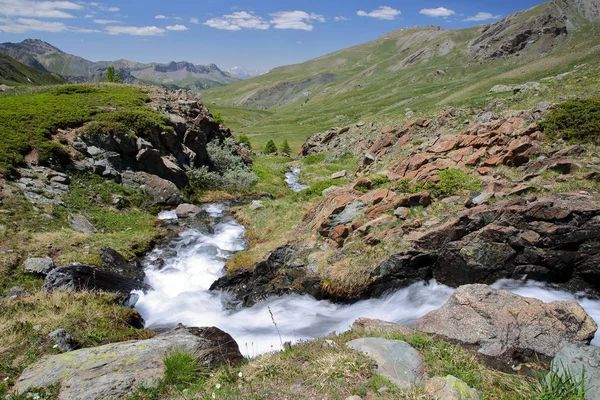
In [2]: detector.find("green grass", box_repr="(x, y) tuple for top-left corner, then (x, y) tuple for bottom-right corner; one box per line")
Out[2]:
(163, 351), (203, 388)
(0, 84), (153, 175)
(0, 54), (65, 87)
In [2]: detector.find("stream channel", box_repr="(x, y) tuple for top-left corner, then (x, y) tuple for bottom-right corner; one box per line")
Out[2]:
(135, 168), (600, 355)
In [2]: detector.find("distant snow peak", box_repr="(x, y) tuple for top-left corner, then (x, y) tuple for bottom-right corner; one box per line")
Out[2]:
(224, 66), (265, 79)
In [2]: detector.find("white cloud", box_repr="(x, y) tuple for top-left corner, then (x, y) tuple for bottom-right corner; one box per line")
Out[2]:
(357, 6), (400, 20)
(106, 25), (165, 36)
(204, 11), (269, 31)
(83, 13), (95, 18)
(93, 18), (120, 24)
(334, 16), (350, 21)
(0, 17), (67, 32)
(189, 17), (199, 24)
(107, 7), (119, 12)
(155, 14), (166, 19)
(70, 26), (100, 33)
(419, 7), (455, 17)
(166, 24), (188, 31)
(0, 0), (83, 19)
(269, 10), (325, 31)
(464, 12), (501, 21)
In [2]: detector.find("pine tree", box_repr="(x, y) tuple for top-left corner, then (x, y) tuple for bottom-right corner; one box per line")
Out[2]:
(264, 140), (278, 154)
(281, 139), (291, 155)
(103, 66), (122, 83)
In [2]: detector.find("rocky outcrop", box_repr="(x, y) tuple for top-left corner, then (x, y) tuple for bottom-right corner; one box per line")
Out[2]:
(210, 245), (325, 307)
(14, 326), (244, 400)
(415, 284), (597, 368)
(23, 257), (55, 276)
(69, 89), (244, 204)
(43, 263), (149, 294)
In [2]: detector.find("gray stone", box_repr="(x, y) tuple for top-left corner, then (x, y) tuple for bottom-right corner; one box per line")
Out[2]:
(425, 375), (480, 400)
(330, 199), (367, 226)
(48, 328), (78, 353)
(331, 170), (347, 179)
(345, 396), (363, 400)
(249, 200), (265, 210)
(6, 286), (31, 300)
(352, 318), (415, 337)
(175, 203), (202, 219)
(322, 185), (341, 197)
(121, 171), (183, 206)
(70, 214), (97, 234)
(14, 327), (244, 400)
(394, 207), (410, 219)
(347, 338), (427, 388)
(471, 192), (493, 205)
(415, 285), (597, 366)
(24, 257), (55, 276)
(552, 344), (600, 400)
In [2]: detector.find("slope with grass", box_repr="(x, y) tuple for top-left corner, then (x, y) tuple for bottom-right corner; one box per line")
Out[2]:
(202, 0), (600, 152)
(0, 54), (64, 86)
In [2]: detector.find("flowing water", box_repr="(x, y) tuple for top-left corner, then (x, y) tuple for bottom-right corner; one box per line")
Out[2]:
(136, 168), (600, 355)
(136, 203), (600, 356)
(284, 167), (309, 192)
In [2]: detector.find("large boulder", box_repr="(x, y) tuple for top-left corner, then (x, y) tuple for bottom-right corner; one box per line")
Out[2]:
(415, 284), (597, 368)
(43, 263), (149, 294)
(14, 326), (244, 400)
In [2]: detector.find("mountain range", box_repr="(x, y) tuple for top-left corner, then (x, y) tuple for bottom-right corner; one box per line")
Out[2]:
(200, 0), (600, 143)
(0, 39), (239, 90)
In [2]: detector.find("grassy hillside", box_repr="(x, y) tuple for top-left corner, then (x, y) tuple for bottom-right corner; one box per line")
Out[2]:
(0, 54), (64, 86)
(201, 0), (600, 152)
(0, 84), (159, 175)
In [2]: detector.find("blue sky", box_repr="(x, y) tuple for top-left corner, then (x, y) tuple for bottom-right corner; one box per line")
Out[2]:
(0, 0), (544, 71)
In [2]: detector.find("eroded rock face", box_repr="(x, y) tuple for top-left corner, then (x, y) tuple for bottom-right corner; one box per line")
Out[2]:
(415, 284), (597, 368)
(14, 326), (244, 400)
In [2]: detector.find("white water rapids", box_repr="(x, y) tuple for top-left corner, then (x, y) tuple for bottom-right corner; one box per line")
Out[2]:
(135, 203), (600, 356)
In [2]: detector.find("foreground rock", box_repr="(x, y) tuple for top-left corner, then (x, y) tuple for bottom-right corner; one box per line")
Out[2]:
(44, 263), (149, 293)
(346, 338), (427, 388)
(551, 344), (600, 400)
(100, 248), (144, 282)
(23, 257), (55, 276)
(415, 284), (597, 368)
(14, 326), (244, 400)
(425, 375), (480, 400)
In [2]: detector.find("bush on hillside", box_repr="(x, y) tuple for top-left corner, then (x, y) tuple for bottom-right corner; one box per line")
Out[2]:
(187, 139), (258, 193)
(540, 98), (600, 143)
(264, 140), (278, 154)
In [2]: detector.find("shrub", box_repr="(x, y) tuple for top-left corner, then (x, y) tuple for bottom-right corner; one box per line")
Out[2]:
(187, 139), (258, 193)
(264, 140), (278, 154)
(88, 109), (174, 138)
(540, 98), (600, 143)
(238, 134), (252, 149)
(436, 168), (482, 197)
(102, 66), (123, 83)
(212, 112), (225, 124)
(281, 139), (292, 155)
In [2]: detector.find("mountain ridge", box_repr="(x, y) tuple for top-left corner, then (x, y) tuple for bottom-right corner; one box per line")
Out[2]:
(0, 39), (238, 90)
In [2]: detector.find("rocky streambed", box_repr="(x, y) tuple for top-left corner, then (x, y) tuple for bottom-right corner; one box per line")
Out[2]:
(134, 199), (600, 355)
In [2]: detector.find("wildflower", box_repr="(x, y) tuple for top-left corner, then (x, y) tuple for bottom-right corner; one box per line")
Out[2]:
(238, 371), (243, 378)
(211, 393), (216, 399)
(215, 383), (221, 389)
